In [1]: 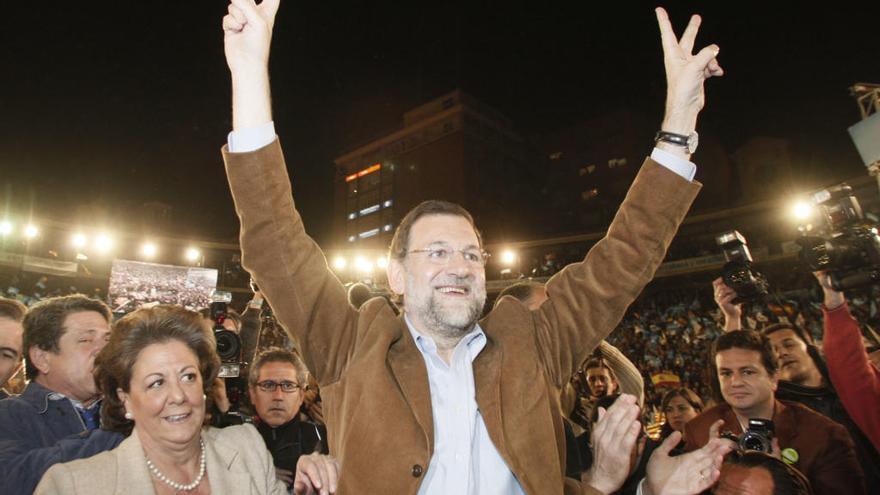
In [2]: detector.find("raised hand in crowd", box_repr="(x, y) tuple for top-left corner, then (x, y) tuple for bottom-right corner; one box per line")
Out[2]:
(813, 271), (845, 310)
(582, 394), (642, 494)
(712, 277), (742, 332)
(293, 453), (340, 495)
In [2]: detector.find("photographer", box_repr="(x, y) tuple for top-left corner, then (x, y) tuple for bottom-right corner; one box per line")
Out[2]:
(206, 291), (265, 425)
(714, 278), (880, 491)
(814, 271), (880, 452)
(248, 348), (329, 490)
(684, 330), (864, 494)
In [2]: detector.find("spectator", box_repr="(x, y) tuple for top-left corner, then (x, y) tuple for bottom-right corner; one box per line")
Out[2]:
(249, 348), (328, 490)
(684, 330), (866, 494)
(660, 387), (703, 441)
(815, 271), (880, 452)
(716, 277), (880, 491)
(712, 450), (813, 495)
(0, 297), (26, 399)
(0, 295), (123, 493)
(35, 304), (290, 494)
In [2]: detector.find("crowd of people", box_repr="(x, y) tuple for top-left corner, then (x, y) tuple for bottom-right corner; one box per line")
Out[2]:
(1, 2), (878, 495)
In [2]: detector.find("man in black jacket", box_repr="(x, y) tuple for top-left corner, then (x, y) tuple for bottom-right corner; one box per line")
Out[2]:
(249, 347), (328, 489)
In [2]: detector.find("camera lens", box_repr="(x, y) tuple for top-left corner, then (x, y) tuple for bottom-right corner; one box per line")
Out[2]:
(215, 330), (241, 361)
(741, 433), (769, 453)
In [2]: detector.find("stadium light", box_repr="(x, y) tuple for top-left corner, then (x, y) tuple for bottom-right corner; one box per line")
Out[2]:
(0, 222), (12, 236)
(141, 242), (158, 258)
(354, 255), (374, 274)
(500, 249), (517, 266)
(790, 201), (814, 222)
(71, 233), (88, 249)
(94, 234), (114, 253)
(333, 256), (347, 270)
(376, 256), (388, 269)
(185, 247), (201, 262)
(24, 225), (39, 239)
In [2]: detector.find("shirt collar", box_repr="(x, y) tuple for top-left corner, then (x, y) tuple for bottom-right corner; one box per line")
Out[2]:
(403, 313), (486, 358)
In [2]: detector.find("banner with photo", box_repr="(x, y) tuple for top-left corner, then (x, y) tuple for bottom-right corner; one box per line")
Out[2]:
(109, 259), (217, 314)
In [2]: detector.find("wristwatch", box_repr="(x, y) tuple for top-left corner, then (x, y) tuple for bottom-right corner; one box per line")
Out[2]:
(654, 130), (698, 154)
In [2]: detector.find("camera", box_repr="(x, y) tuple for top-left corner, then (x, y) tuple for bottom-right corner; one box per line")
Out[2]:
(796, 184), (880, 291)
(716, 231), (769, 304)
(721, 418), (775, 453)
(210, 291), (244, 378)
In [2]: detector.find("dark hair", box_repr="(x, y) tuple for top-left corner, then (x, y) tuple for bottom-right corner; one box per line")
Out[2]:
(388, 200), (482, 261)
(95, 305), (220, 436)
(248, 347), (308, 387)
(0, 297), (27, 322)
(497, 281), (544, 304)
(761, 323), (830, 383)
(762, 323), (814, 346)
(584, 356), (614, 375)
(712, 330), (778, 375)
(722, 450), (813, 494)
(660, 387), (704, 438)
(23, 295), (112, 380)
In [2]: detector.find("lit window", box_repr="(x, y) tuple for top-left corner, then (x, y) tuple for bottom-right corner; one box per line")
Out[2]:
(359, 204), (380, 216)
(348, 212), (357, 220)
(383, 224), (393, 232)
(383, 199), (393, 208)
(359, 228), (380, 239)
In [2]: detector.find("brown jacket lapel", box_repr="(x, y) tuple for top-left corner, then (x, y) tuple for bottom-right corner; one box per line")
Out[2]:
(388, 316), (435, 452)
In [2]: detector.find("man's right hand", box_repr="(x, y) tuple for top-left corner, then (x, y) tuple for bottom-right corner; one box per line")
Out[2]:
(712, 277), (742, 332)
(223, 0), (280, 130)
(223, 0), (280, 76)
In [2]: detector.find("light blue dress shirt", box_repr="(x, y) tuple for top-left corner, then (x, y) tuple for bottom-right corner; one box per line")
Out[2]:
(404, 316), (526, 495)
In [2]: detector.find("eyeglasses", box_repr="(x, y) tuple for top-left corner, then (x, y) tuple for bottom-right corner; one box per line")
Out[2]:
(407, 247), (490, 266)
(255, 380), (304, 393)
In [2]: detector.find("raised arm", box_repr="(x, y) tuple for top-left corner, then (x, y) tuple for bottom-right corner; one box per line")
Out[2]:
(534, 7), (723, 385)
(655, 7), (723, 160)
(223, 0), (278, 130)
(222, 0), (358, 385)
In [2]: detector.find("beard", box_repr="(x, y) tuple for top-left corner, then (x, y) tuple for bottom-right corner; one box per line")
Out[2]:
(407, 276), (486, 340)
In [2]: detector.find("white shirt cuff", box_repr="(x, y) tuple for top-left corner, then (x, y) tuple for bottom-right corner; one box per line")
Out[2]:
(650, 147), (696, 182)
(227, 122), (277, 152)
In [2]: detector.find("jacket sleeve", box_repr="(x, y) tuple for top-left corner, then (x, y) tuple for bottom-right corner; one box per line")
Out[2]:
(822, 302), (880, 452)
(809, 421), (867, 495)
(534, 159), (700, 387)
(34, 462), (73, 495)
(223, 140), (359, 386)
(598, 341), (645, 406)
(240, 305), (262, 365)
(0, 427), (123, 495)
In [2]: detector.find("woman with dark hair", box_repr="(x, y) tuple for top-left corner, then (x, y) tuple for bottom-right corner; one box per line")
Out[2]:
(34, 305), (289, 494)
(659, 387), (704, 440)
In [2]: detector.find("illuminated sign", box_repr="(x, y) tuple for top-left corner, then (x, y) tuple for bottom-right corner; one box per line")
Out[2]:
(345, 163), (382, 183)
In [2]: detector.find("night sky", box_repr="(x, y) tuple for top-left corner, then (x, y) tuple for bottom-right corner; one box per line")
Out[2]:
(2, 1), (878, 248)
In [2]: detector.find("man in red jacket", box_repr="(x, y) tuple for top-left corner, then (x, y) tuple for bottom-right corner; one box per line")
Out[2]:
(814, 271), (880, 452)
(684, 330), (865, 495)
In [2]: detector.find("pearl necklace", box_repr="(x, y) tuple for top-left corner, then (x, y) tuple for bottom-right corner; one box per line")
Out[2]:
(145, 438), (206, 492)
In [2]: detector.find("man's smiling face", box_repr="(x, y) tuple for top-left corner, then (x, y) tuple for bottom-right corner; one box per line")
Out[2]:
(391, 214), (487, 340)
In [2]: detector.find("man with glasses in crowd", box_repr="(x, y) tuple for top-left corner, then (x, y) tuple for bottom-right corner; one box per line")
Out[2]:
(248, 348), (328, 490)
